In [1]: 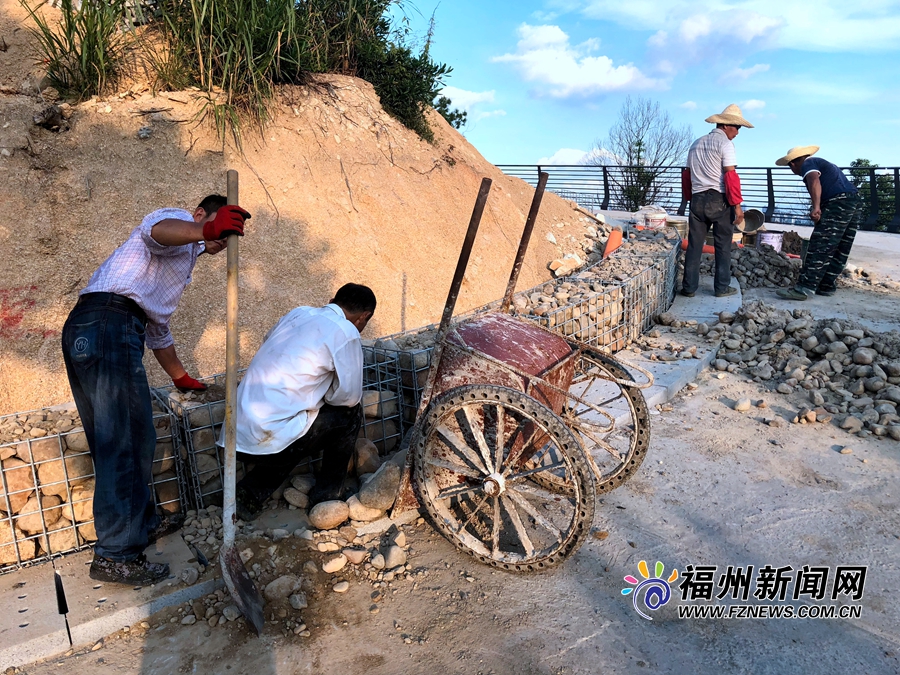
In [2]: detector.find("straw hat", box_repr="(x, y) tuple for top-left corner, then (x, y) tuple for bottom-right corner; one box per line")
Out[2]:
(775, 145), (820, 166)
(705, 104), (754, 128)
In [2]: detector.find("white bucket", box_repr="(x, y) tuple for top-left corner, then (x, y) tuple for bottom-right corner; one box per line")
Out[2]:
(644, 213), (666, 230)
(757, 231), (783, 253)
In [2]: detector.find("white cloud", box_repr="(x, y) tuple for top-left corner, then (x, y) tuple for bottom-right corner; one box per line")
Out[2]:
(724, 63), (771, 81)
(474, 109), (508, 122)
(439, 86), (495, 111)
(537, 147), (617, 165)
(680, 101), (698, 110)
(493, 23), (663, 98)
(538, 148), (591, 165)
(579, 1), (900, 52)
(742, 99), (766, 111)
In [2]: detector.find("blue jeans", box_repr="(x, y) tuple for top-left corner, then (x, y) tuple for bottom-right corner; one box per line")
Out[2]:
(62, 294), (159, 561)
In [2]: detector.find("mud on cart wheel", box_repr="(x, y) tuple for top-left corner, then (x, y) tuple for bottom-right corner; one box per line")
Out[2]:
(413, 385), (595, 572)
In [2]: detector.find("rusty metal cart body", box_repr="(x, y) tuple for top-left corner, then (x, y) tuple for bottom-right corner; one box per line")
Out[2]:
(395, 176), (654, 572)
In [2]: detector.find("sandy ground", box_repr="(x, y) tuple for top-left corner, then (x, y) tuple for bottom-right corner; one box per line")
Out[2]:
(20, 287), (900, 675)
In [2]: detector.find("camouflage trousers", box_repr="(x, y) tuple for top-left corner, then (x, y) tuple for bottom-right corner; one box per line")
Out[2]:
(797, 193), (865, 294)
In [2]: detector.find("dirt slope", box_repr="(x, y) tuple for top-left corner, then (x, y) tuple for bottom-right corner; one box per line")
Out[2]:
(0, 3), (591, 415)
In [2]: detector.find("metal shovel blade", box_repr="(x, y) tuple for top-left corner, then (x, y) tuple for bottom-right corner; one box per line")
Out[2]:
(219, 546), (265, 635)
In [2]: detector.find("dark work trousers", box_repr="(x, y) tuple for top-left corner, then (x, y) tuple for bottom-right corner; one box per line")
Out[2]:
(796, 193), (865, 295)
(682, 189), (735, 295)
(237, 403), (362, 506)
(61, 293), (159, 561)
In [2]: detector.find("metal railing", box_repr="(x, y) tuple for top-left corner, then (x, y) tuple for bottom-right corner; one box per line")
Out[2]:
(497, 165), (900, 233)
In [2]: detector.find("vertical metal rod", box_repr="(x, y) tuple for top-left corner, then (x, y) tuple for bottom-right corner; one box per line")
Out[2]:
(501, 171), (548, 312)
(765, 168), (775, 223)
(416, 177), (492, 414)
(864, 167), (880, 231)
(891, 168), (900, 234)
(601, 167), (610, 210)
(223, 169), (239, 548)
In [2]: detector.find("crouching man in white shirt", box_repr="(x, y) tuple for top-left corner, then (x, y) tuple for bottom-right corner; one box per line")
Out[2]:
(225, 283), (376, 521)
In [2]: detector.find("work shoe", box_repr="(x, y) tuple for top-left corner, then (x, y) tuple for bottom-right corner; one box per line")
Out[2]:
(776, 287), (808, 301)
(816, 289), (836, 297)
(89, 553), (169, 586)
(235, 487), (263, 522)
(715, 286), (738, 298)
(679, 289), (695, 298)
(147, 513), (186, 545)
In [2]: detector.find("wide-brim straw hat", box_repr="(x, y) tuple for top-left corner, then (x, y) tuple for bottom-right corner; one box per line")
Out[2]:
(705, 104), (754, 128)
(775, 145), (820, 166)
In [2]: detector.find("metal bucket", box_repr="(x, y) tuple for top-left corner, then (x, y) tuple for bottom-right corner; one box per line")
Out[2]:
(738, 208), (764, 233)
(757, 231), (783, 253)
(666, 216), (688, 240)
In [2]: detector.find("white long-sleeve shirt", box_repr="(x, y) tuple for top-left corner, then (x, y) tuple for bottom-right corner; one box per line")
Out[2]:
(81, 208), (204, 349)
(227, 304), (363, 456)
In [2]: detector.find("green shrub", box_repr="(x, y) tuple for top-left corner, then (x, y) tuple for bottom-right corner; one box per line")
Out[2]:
(22, 0), (133, 100)
(154, 0), (303, 142)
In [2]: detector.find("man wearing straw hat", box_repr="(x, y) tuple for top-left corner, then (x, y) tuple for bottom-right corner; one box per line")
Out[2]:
(774, 146), (864, 300)
(681, 104), (753, 298)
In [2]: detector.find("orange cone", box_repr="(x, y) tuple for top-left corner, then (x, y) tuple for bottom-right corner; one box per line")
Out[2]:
(603, 228), (624, 258)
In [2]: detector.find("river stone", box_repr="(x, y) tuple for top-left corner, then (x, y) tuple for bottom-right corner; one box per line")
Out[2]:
(39, 517), (77, 554)
(733, 399), (752, 412)
(343, 547), (367, 565)
(264, 575), (302, 601)
(346, 495), (384, 522)
(38, 450), (94, 498)
(333, 581), (350, 593)
(14, 437), (65, 464)
(78, 521), (97, 541)
(309, 500), (350, 530)
(0, 457), (36, 514)
(355, 439), (381, 476)
(840, 416), (864, 433)
(881, 387), (900, 404)
(0, 523), (36, 565)
(357, 463), (400, 511)
(853, 347), (878, 365)
(181, 566), (200, 585)
(16, 493), (63, 533)
(70, 481), (94, 522)
(290, 474), (315, 494)
(322, 553), (348, 574)
(382, 544), (407, 569)
(64, 431), (89, 453)
(829, 342), (849, 355)
(153, 441), (175, 476)
(283, 487), (309, 509)
(289, 592), (308, 610)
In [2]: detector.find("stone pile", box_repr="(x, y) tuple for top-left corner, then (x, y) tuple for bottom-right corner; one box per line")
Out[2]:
(689, 300), (900, 438)
(841, 264), (900, 292)
(0, 403), (178, 567)
(694, 244), (801, 288)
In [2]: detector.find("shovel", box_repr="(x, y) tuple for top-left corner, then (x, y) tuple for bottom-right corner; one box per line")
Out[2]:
(218, 169), (265, 635)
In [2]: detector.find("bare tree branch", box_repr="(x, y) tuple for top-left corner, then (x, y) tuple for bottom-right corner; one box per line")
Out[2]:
(591, 97), (692, 211)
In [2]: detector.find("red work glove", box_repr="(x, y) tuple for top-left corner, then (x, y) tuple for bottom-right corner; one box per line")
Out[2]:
(202, 205), (251, 241)
(173, 374), (208, 393)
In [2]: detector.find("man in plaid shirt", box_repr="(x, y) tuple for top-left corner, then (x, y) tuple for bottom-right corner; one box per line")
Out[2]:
(62, 195), (250, 585)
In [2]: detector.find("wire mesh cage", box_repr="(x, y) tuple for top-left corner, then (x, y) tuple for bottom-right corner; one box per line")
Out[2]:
(524, 280), (629, 351)
(0, 398), (185, 573)
(160, 347), (408, 510)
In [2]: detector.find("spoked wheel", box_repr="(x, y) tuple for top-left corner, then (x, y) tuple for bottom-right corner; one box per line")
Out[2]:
(564, 349), (651, 493)
(413, 385), (595, 572)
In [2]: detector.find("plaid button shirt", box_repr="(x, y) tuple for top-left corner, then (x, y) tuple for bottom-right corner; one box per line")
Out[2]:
(81, 208), (204, 349)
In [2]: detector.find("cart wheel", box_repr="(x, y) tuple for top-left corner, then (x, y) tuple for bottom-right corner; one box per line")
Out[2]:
(565, 349), (651, 493)
(413, 385), (595, 572)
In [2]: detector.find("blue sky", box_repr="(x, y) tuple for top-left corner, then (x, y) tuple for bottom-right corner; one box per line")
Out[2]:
(403, 0), (900, 168)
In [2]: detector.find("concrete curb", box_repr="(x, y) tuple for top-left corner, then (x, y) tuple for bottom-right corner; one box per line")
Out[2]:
(617, 276), (741, 408)
(0, 535), (220, 671)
